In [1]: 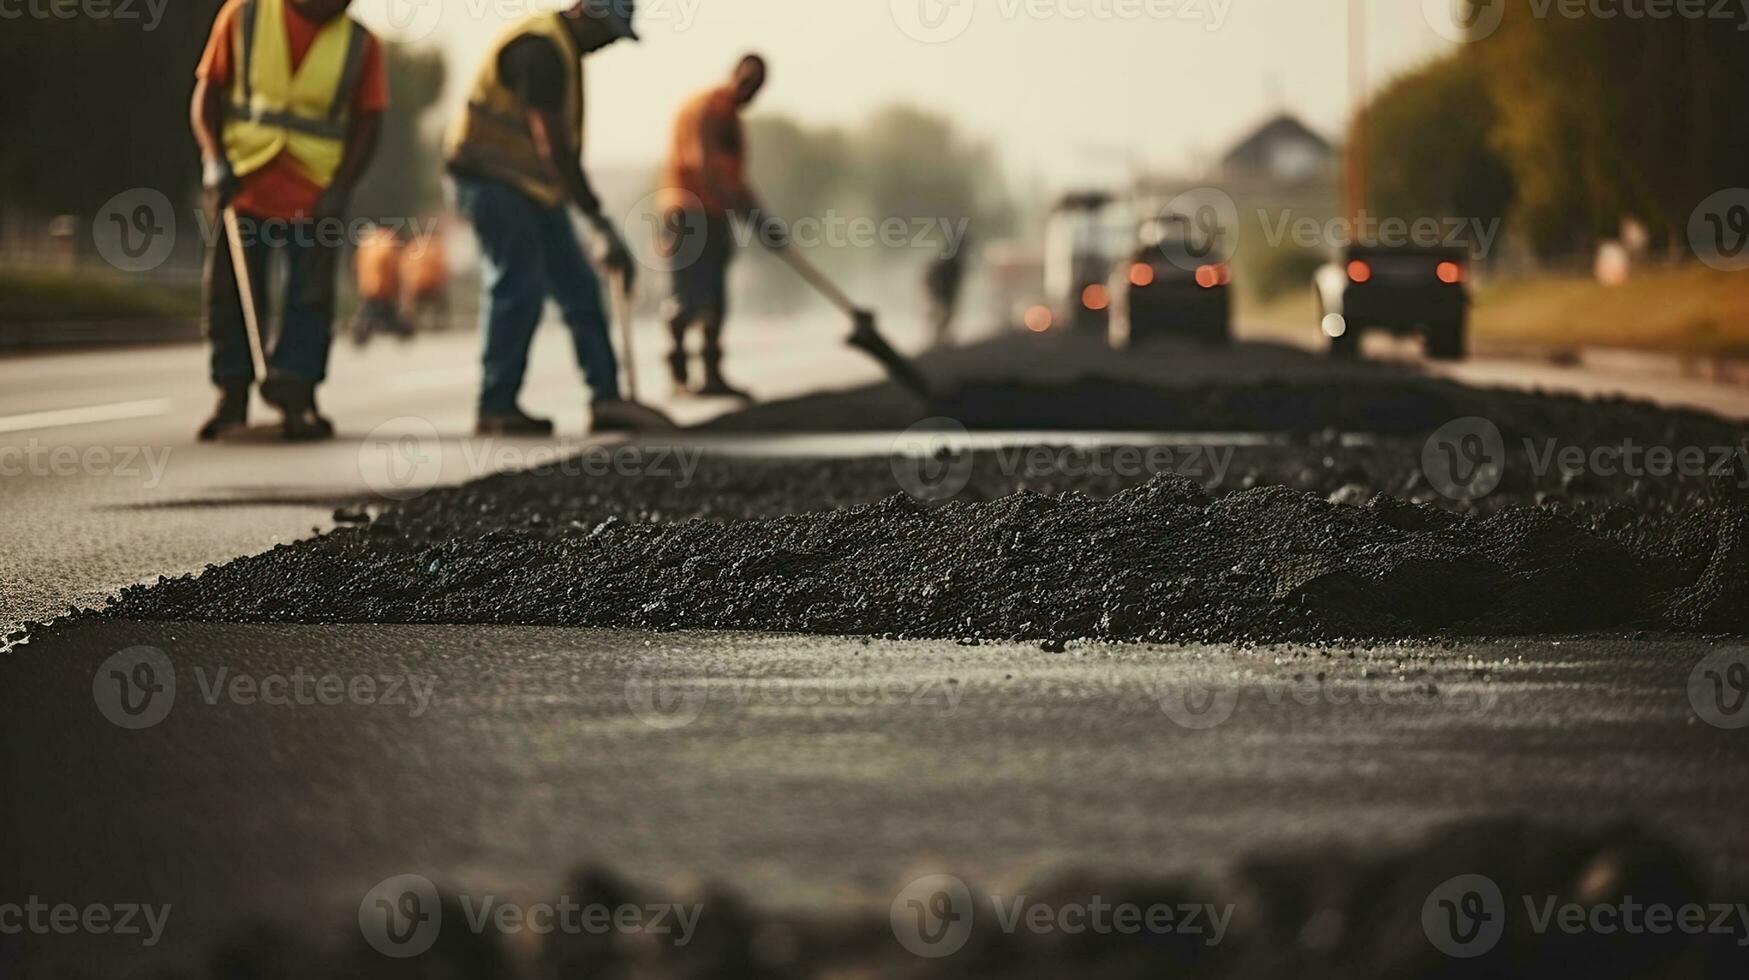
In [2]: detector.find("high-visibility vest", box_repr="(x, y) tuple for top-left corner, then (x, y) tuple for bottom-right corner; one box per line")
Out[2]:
(223, 0), (370, 188)
(443, 13), (584, 209)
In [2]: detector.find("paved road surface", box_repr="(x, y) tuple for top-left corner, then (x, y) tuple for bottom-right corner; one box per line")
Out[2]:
(0, 313), (928, 631)
(5, 316), (1749, 975)
(5, 313), (1747, 632)
(3, 622), (1745, 975)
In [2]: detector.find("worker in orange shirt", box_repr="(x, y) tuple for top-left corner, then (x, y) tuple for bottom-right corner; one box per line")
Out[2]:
(657, 54), (783, 401)
(401, 222), (450, 333)
(190, 0), (386, 440)
(350, 225), (407, 345)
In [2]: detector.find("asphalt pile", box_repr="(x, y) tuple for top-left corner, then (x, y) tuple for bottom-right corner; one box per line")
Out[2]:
(101, 459), (1748, 641)
(707, 372), (1744, 443)
(145, 818), (1749, 979)
(71, 359), (1749, 643)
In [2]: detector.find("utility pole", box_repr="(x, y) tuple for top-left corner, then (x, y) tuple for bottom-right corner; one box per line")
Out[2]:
(1345, 0), (1368, 226)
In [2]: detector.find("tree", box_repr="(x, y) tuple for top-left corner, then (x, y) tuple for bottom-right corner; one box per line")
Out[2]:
(1364, 53), (1513, 254)
(1470, 0), (1749, 256)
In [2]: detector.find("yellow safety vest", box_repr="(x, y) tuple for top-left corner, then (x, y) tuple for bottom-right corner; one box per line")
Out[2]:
(443, 13), (585, 209)
(223, 0), (369, 188)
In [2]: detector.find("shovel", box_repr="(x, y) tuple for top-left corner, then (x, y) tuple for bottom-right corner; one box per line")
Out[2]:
(602, 270), (679, 432)
(222, 206), (273, 420)
(775, 248), (932, 400)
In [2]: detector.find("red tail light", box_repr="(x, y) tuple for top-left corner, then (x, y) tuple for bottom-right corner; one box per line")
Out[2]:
(1195, 264), (1229, 289)
(1082, 284), (1110, 311)
(1129, 263), (1155, 288)
(1346, 260), (1373, 284)
(1436, 261), (1466, 284)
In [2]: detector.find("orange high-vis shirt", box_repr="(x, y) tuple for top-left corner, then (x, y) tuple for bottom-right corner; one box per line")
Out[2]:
(355, 228), (402, 302)
(402, 233), (448, 297)
(196, 0), (388, 221)
(659, 86), (745, 216)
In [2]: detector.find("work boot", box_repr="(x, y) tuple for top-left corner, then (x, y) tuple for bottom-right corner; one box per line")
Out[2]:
(196, 380), (251, 442)
(696, 354), (753, 402)
(260, 375), (332, 443)
(590, 399), (677, 434)
(305, 387), (336, 439)
(667, 350), (691, 398)
(476, 407), (555, 437)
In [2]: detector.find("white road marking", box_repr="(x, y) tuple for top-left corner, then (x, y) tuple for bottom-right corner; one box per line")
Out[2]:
(0, 398), (173, 435)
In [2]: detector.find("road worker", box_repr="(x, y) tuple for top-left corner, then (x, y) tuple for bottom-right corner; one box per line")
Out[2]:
(657, 54), (785, 401)
(191, 0), (385, 440)
(444, 0), (659, 434)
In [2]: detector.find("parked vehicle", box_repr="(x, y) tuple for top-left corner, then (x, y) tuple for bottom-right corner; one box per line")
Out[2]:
(1043, 191), (1131, 334)
(1110, 214), (1232, 348)
(1313, 245), (1470, 360)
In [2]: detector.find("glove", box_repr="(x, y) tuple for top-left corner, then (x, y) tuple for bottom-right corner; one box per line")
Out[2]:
(202, 156), (239, 207)
(594, 222), (636, 290)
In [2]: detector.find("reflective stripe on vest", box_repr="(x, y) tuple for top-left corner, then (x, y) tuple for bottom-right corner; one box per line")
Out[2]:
(223, 0), (367, 187)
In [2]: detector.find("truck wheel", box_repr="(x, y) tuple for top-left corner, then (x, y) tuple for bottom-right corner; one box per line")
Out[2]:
(1426, 318), (1467, 361)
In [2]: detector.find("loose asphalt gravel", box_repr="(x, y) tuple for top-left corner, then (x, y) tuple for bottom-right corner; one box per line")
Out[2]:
(69, 361), (1749, 645)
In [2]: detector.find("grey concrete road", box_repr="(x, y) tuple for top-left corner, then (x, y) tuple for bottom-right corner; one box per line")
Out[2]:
(3, 622), (1746, 976)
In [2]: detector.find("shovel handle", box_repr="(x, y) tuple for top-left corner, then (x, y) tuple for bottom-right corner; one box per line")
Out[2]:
(777, 247), (859, 316)
(221, 206), (270, 383)
(608, 270), (639, 403)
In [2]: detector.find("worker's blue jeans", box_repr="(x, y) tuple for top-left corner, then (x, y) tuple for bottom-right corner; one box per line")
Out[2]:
(203, 214), (336, 384)
(453, 174), (620, 414)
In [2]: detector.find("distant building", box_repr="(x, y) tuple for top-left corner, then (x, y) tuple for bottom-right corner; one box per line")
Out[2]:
(1219, 113), (1336, 185)
(1133, 111), (1338, 219)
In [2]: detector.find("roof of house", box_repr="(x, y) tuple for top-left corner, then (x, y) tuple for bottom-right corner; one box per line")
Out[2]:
(1221, 113), (1333, 171)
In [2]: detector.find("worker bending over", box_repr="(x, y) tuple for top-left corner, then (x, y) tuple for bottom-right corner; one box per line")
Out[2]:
(444, 0), (653, 434)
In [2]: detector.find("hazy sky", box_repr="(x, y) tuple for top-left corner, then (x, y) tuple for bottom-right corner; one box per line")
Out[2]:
(347, 0), (1455, 188)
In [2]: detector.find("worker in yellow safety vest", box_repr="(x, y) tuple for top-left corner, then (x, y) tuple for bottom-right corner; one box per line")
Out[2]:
(191, 0), (385, 441)
(444, 1), (656, 435)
